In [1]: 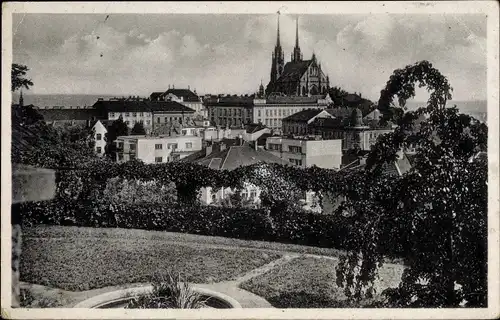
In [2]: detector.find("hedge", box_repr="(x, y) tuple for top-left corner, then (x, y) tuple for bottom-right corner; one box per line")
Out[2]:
(17, 199), (409, 256)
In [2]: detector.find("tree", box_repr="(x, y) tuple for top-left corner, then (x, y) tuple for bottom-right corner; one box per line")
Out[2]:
(336, 60), (488, 307)
(12, 64), (34, 92)
(105, 117), (129, 160)
(131, 122), (146, 135)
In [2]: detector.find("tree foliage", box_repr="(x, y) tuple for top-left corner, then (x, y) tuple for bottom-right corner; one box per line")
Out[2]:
(11, 104), (97, 168)
(336, 60), (488, 307)
(105, 117), (129, 160)
(12, 63), (34, 92)
(131, 122), (146, 135)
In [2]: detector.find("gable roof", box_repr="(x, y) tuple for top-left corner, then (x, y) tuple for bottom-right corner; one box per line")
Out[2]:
(92, 100), (195, 114)
(283, 108), (326, 123)
(275, 60), (312, 84)
(37, 108), (103, 122)
(245, 123), (268, 134)
(150, 92), (165, 101)
(192, 143), (292, 171)
(164, 89), (200, 102)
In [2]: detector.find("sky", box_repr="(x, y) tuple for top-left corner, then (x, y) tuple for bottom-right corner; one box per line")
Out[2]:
(12, 13), (487, 101)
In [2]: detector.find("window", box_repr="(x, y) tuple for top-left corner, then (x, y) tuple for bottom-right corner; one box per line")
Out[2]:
(132, 112), (137, 117)
(129, 144), (136, 151)
(139, 112), (143, 117)
(167, 143), (178, 150)
(155, 157), (163, 163)
(157, 118), (160, 124)
(186, 142), (192, 149)
(288, 146), (302, 153)
(155, 144), (163, 150)
(125, 112), (130, 117)
(289, 159), (303, 166)
(250, 190), (257, 199)
(182, 130), (187, 136)
(125, 121), (130, 125)
(266, 110), (269, 116)
(241, 190), (248, 199)
(109, 112), (115, 118)
(258, 110), (261, 117)
(118, 154), (124, 161)
(96, 133), (102, 140)
(96, 147), (102, 154)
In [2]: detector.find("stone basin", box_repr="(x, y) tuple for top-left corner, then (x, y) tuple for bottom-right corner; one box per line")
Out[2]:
(73, 285), (242, 309)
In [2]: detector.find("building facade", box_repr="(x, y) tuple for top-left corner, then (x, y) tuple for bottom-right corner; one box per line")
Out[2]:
(282, 109), (334, 136)
(92, 120), (108, 157)
(150, 88), (207, 119)
(115, 134), (202, 164)
(266, 136), (343, 169)
(93, 99), (196, 134)
(205, 95), (331, 132)
(309, 108), (396, 151)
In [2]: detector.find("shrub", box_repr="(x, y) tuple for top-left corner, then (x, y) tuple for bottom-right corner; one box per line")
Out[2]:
(126, 272), (207, 309)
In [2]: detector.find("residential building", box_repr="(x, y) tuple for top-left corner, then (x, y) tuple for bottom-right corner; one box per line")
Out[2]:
(282, 109), (334, 136)
(150, 87), (207, 118)
(184, 141), (291, 206)
(265, 15), (330, 96)
(93, 99), (196, 134)
(309, 108), (396, 151)
(205, 94), (331, 132)
(266, 136), (343, 169)
(115, 134), (202, 164)
(35, 106), (104, 128)
(92, 120), (108, 157)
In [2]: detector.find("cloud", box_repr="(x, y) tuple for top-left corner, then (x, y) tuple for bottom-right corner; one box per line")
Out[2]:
(13, 14), (487, 101)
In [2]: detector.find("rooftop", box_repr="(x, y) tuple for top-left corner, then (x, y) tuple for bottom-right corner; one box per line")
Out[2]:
(282, 108), (325, 122)
(188, 142), (292, 171)
(93, 100), (196, 113)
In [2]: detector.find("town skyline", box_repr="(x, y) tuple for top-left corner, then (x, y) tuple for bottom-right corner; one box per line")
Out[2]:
(13, 13), (486, 101)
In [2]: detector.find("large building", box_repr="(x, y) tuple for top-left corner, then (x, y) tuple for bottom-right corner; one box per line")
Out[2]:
(266, 135), (343, 169)
(205, 94), (331, 132)
(92, 99), (196, 134)
(115, 134), (202, 164)
(282, 109), (334, 136)
(309, 108), (396, 151)
(150, 87), (207, 119)
(266, 16), (330, 96)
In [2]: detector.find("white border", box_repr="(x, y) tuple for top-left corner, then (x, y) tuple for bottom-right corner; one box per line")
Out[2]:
(2, 1), (499, 319)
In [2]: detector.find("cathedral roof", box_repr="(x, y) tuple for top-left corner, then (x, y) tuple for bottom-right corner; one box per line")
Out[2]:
(275, 60), (313, 84)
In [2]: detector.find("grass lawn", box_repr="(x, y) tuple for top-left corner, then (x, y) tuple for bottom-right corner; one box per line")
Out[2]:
(20, 226), (282, 291)
(239, 256), (405, 308)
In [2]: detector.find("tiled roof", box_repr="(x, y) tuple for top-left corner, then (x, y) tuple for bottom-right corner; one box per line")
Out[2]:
(339, 152), (413, 177)
(150, 92), (165, 101)
(275, 60), (312, 84)
(204, 96), (254, 107)
(245, 123), (268, 134)
(93, 100), (195, 113)
(148, 101), (196, 113)
(283, 109), (325, 122)
(192, 142), (292, 171)
(37, 108), (103, 121)
(266, 95), (325, 104)
(164, 89), (200, 102)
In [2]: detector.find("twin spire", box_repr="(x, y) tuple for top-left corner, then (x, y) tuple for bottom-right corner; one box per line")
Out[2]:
(275, 14), (302, 62)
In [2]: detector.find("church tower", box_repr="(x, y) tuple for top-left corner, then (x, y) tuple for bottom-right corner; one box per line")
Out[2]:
(291, 16), (303, 62)
(268, 13), (285, 94)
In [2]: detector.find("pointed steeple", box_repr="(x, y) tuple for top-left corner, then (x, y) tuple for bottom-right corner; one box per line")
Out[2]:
(295, 16), (299, 48)
(292, 16), (302, 62)
(276, 13), (281, 47)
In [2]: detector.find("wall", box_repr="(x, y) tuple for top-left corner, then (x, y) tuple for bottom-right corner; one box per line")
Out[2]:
(108, 111), (153, 133)
(304, 139), (342, 169)
(117, 135), (202, 164)
(93, 121), (107, 156)
(152, 112), (195, 130)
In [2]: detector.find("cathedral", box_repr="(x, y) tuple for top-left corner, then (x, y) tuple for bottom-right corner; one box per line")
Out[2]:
(265, 15), (330, 97)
